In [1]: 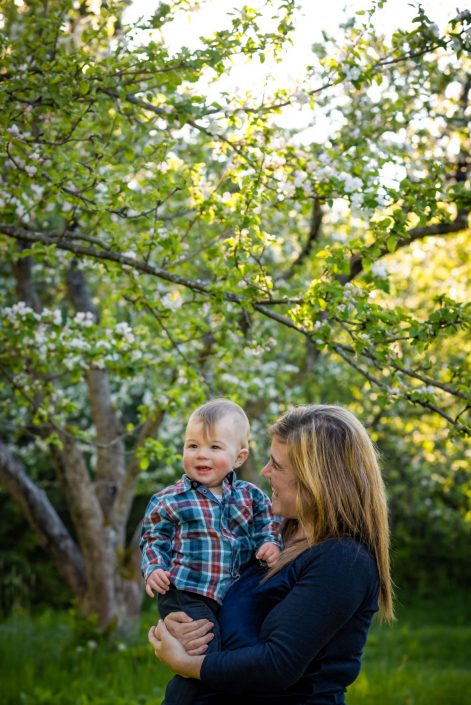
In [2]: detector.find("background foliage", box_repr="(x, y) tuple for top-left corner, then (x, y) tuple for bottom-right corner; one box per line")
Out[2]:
(0, 0), (470, 623)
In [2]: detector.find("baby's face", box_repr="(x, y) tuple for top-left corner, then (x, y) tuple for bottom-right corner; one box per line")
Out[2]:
(183, 415), (248, 489)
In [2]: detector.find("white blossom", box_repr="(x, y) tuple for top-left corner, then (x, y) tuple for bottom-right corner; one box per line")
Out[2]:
(64, 355), (81, 370)
(343, 283), (362, 299)
(160, 293), (182, 311)
(7, 124), (21, 137)
(74, 311), (94, 326)
(31, 184), (44, 198)
(371, 261), (389, 279)
(115, 321), (133, 336)
(68, 337), (89, 351)
(96, 340), (111, 350)
(420, 385), (436, 395)
(5, 301), (35, 319)
(350, 192), (363, 208)
(221, 373), (240, 385)
(343, 175), (363, 193)
(293, 90), (309, 104)
(35, 328), (47, 345)
(345, 66), (361, 81)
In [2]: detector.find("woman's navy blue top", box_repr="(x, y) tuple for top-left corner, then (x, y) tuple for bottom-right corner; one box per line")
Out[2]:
(196, 537), (379, 705)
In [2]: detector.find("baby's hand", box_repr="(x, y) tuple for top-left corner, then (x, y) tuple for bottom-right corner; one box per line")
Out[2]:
(146, 568), (171, 597)
(256, 542), (281, 567)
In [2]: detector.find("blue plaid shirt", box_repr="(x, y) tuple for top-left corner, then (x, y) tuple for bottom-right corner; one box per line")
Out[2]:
(140, 471), (281, 604)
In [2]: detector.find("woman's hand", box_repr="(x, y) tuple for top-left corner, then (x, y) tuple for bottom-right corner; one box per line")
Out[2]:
(164, 611), (215, 655)
(148, 620), (204, 679)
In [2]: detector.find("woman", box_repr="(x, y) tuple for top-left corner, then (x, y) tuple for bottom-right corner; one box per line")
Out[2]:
(149, 405), (394, 704)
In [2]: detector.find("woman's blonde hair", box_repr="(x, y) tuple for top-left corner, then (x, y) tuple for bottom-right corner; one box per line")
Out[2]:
(267, 404), (394, 621)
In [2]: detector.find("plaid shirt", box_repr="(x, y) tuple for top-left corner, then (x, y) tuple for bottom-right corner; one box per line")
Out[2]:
(140, 471), (280, 604)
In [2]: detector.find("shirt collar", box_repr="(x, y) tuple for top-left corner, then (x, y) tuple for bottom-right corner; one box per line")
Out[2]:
(180, 470), (236, 493)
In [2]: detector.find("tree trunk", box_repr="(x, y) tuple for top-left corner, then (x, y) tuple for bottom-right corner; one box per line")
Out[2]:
(0, 441), (87, 598)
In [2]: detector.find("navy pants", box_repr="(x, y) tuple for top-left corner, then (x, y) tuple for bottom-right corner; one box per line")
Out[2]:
(158, 588), (221, 705)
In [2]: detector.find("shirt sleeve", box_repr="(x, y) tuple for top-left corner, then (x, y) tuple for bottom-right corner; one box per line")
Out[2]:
(201, 541), (377, 692)
(250, 486), (282, 550)
(139, 494), (176, 580)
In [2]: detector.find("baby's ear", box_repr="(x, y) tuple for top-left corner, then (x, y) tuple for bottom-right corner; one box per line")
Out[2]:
(235, 448), (249, 467)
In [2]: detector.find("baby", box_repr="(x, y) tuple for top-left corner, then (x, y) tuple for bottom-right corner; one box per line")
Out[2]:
(140, 398), (280, 705)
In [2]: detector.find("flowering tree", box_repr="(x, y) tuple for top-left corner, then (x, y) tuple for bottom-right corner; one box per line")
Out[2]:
(0, 0), (469, 630)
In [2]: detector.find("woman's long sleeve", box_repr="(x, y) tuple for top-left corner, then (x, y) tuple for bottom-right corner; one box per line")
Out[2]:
(200, 540), (378, 693)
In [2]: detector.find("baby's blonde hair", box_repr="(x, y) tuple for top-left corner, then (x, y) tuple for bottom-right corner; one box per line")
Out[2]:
(189, 398), (250, 448)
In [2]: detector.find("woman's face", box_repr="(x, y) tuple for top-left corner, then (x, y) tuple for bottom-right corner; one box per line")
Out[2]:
(261, 436), (298, 518)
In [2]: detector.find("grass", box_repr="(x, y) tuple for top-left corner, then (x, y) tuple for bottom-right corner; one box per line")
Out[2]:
(1, 591), (469, 705)
(0, 608), (168, 705)
(348, 591), (471, 705)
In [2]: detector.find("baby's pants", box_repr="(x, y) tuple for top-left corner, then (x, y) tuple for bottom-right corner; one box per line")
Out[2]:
(158, 587), (221, 705)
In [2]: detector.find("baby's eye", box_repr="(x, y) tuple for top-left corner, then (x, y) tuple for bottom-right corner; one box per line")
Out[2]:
(211, 445), (222, 450)
(187, 443), (198, 448)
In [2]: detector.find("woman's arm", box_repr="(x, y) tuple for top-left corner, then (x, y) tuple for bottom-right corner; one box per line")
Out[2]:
(149, 541), (377, 692)
(200, 540), (377, 693)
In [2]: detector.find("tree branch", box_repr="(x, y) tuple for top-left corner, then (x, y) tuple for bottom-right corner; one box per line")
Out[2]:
(56, 431), (120, 627)
(338, 212), (469, 284)
(11, 240), (43, 313)
(284, 196), (323, 279)
(112, 410), (165, 538)
(332, 343), (468, 430)
(0, 441), (87, 598)
(65, 261), (126, 521)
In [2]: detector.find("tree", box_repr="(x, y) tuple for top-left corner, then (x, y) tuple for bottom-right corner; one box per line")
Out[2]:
(0, 0), (469, 630)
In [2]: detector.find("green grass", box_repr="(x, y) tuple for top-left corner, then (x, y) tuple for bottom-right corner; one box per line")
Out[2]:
(1, 592), (469, 705)
(348, 592), (471, 705)
(0, 608), (168, 705)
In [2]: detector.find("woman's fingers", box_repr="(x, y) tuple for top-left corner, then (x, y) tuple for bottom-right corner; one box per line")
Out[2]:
(186, 633), (213, 654)
(148, 624), (161, 651)
(165, 610), (194, 624)
(184, 620), (214, 638)
(165, 613), (213, 645)
(186, 630), (214, 650)
(155, 619), (168, 639)
(164, 611), (193, 637)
